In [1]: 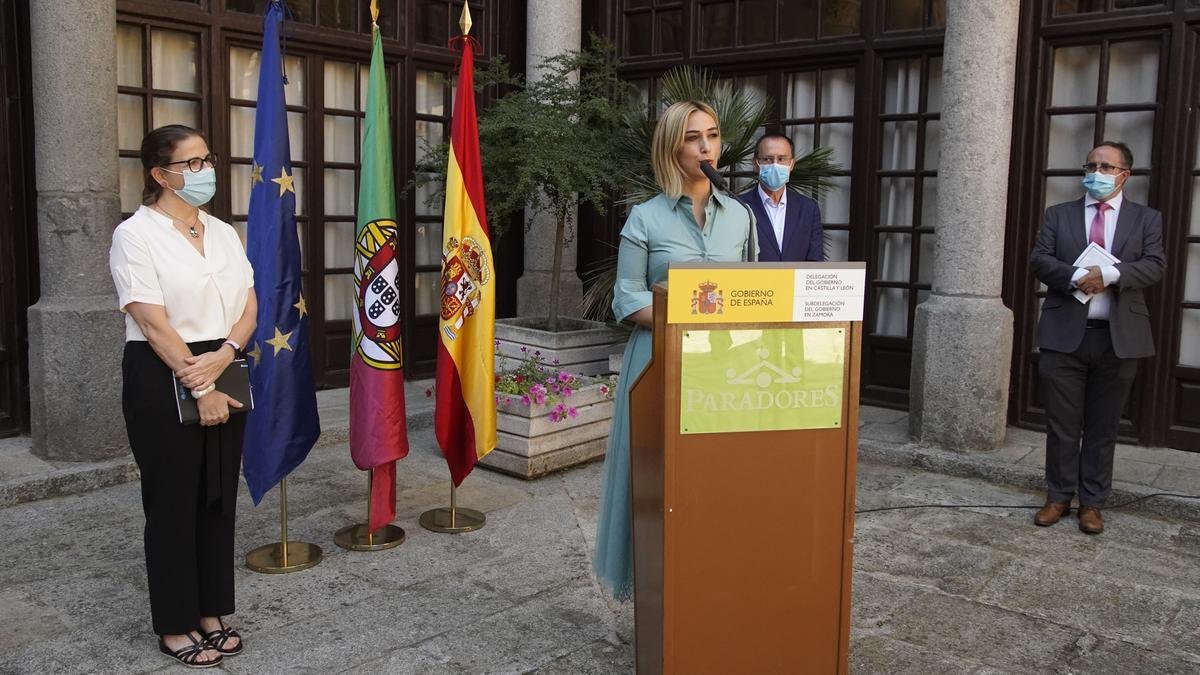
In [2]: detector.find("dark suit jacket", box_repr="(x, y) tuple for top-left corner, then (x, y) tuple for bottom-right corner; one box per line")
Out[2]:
(1030, 197), (1165, 359)
(740, 188), (824, 262)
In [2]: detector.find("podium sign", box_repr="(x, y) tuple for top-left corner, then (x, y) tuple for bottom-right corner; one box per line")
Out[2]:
(630, 262), (864, 675)
(679, 328), (845, 434)
(667, 262), (865, 324)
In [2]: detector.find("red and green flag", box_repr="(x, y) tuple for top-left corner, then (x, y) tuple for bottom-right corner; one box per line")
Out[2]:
(350, 9), (408, 531)
(435, 10), (496, 485)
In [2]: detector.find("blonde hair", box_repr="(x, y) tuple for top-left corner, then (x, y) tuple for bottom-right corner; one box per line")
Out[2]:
(651, 100), (720, 199)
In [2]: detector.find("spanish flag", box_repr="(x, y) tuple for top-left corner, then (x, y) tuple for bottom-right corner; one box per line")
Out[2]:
(435, 8), (496, 486)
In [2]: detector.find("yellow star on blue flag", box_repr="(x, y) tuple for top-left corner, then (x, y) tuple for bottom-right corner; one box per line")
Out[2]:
(242, 0), (320, 507)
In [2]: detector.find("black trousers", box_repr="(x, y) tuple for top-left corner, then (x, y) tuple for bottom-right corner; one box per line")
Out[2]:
(122, 340), (244, 635)
(1038, 327), (1138, 508)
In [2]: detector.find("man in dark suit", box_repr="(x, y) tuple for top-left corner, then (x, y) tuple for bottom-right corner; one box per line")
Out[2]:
(740, 134), (824, 262)
(1030, 140), (1165, 534)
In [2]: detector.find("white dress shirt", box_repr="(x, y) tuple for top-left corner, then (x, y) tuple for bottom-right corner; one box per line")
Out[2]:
(1071, 191), (1123, 320)
(757, 185), (788, 250)
(110, 205), (254, 342)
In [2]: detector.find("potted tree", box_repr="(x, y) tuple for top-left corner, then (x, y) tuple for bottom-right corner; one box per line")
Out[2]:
(418, 36), (636, 377)
(414, 38), (633, 477)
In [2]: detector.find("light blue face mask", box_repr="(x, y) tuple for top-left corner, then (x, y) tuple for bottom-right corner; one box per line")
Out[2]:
(1081, 171), (1118, 201)
(164, 166), (217, 207)
(758, 163), (791, 191)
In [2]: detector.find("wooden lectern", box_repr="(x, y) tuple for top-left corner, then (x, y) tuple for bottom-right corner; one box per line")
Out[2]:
(628, 262), (864, 674)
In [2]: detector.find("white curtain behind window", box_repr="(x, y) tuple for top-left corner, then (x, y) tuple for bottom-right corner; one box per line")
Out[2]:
(1182, 123), (1200, 367)
(876, 59), (920, 336)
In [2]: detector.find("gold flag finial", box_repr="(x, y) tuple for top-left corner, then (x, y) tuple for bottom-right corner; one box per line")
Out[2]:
(459, 2), (473, 36)
(370, 0), (379, 25)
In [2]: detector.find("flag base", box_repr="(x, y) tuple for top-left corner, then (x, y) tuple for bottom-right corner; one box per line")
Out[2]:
(245, 541), (323, 574)
(334, 523), (406, 551)
(419, 506), (485, 533)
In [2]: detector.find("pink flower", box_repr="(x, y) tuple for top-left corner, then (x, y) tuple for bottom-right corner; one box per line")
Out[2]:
(562, 387), (572, 397)
(558, 371), (572, 383)
(521, 394), (531, 406)
(424, 388), (433, 398)
(494, 394), (501, 404)
(534, 392), (546, 405)
(505, 397), (513, 405)
(551, 383), (560, 394)
(549, 410), (560, 422)
(599, 385), (609, 395)
(567, 407), (578, 419)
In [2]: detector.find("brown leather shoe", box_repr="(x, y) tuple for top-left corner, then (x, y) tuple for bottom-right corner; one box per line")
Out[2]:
(1034, 500), (1070, 526)
(1078, 506), (1104, 534)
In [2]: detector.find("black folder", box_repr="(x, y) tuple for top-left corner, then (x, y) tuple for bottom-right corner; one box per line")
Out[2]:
(173, 359), (255, 425)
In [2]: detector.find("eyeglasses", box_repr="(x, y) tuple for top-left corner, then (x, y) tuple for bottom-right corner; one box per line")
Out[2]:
(1081, 162), (1128, 175)
(756, 155), (794, 165)
(164, 153), (219, 173)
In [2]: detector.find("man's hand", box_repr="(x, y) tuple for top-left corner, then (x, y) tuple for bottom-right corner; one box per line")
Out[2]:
(1076, 266), (1106, 295)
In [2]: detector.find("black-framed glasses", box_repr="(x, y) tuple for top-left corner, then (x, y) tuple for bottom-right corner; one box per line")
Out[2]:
(164, 153), (218, 173)
(1081, 162), (1128, 175)
(756, 155), (794, 165)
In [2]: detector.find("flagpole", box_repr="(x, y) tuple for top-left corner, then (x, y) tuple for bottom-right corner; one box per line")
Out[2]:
(421, 2), (489, 536)
(420, 479), (486, 533)
(335, 468), (406, 551)
(246, 478), (324, 573)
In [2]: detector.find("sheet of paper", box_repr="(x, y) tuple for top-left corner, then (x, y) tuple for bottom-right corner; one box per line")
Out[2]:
(1070, 242), (1121, 304)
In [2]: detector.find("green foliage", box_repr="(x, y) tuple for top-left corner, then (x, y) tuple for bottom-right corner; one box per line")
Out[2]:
(411, 37), (636, 243)
(619, 66), (840, 205)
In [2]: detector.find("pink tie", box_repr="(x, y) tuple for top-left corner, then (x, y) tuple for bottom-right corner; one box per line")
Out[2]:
(1089, 202), (1110, 248)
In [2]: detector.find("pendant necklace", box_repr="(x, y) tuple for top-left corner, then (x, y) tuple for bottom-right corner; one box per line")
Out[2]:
(154, 203), (201, 238)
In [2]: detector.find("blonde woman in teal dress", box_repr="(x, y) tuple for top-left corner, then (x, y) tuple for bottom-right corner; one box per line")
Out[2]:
(593, 100), (754, 599)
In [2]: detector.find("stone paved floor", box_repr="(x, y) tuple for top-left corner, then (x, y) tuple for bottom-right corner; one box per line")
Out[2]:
(1, 425), (1198, 674)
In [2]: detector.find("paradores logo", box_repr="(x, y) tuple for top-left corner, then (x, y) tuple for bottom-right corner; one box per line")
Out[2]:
(679, 328), (845, 434)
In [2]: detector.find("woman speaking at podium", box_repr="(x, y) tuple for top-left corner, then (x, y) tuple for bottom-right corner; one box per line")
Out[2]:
(592, 101), (754, 599)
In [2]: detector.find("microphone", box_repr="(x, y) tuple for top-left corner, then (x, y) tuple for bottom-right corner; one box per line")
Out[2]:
(698, 161), (758, 263)
(699, 161), (729, 193)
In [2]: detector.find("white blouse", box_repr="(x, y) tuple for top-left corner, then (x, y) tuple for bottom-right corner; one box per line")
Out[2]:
(109, 205), (254, 342)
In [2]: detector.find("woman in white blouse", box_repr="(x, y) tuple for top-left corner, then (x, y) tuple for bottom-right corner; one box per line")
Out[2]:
(109, 125), (255, 668)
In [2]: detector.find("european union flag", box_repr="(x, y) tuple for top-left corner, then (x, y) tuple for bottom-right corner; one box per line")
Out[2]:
(243, 0), (321, 504)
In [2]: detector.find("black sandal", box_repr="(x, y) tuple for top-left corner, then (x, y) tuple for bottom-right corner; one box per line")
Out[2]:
(158, 632), (223, 669)
(201, 617), (244, 656)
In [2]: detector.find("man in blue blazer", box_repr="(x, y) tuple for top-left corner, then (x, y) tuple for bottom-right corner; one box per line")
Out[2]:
(740, 134), (824, 262)
(1029, 141), (1165, 535)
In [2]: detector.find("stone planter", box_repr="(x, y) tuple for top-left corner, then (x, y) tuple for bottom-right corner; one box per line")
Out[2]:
(494, 316), (628, 377)
(479, 377), (614, 479)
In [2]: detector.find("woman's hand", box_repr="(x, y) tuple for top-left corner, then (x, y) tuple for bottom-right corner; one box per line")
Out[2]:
(178, 346), (235, 390)
(196, 392), (244, 426)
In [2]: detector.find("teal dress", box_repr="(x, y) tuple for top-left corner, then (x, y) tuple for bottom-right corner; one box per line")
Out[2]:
(592, 189), (754, 600)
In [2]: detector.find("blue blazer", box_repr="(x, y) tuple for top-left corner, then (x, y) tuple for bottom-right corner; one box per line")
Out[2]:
(739, 188), (825, 262)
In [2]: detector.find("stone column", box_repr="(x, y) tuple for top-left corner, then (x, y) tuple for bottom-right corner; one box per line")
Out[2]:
(516, 0), (584, 320)
(909, 0), (1018, 452)
(27, 0), (127, 460)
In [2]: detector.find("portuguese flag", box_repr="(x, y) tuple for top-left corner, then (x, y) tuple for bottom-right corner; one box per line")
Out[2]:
(349, 15), (408, 531)
(434, 25), (496, 486)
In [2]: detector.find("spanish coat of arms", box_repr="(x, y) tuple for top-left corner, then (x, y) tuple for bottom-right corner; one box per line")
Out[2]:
(691, 280), (724, 315)
(440, 235), (491, 340)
